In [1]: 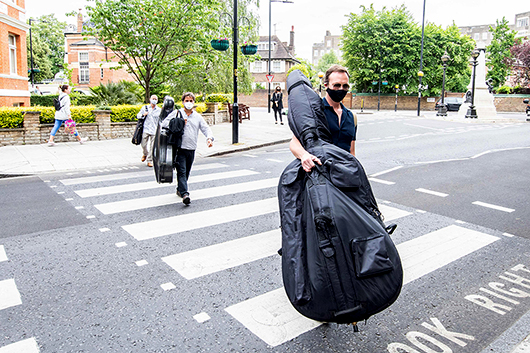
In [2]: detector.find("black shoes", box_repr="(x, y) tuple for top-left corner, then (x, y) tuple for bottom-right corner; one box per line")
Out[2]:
(182, 194), (191, 205)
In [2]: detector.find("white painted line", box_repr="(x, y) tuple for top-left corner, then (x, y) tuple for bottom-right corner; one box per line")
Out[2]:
(416, 188), (449, 198)
(370, 166), (403, 177)
(75, 169), (259, 198)
(415, 158), (469, 165)
(380, 200), (391, 204)
(471, 150), (492, 159)
(50, 185), (57, 188)
(472, 201), (515, 213)
(369, 178), (395, 185)
(60, 163), (228, 185)
(416, 209), (427, 214)
(95, 178), (278, 215)
(163, 229), (281, 280)
(0, 279), (22, 310)
(135, 260), (148, 267)
(75, 206), (84, 210)
(99, 228), (110, 232)
(225, 225), (498, 346)
(403, 123), (443, 131)
(44, 180), (50, 183)
(86, 215), (96, 219)
(193, 312), (211, 323)
(243, 154), (258, 158)
(455, 220), (466, 224)
(123, 198), (278, 241)
(57, 192), (65, 195)
(266, 158), (284, 163)
(0, 245), (7, 262)
(0, 338), (40, 353)
(502, 232), (515, 238)
(161, 282), (176, 291)
(115, 242), (127, 248)
(65, 198), (73, 201)
(379, 204), (413, 222)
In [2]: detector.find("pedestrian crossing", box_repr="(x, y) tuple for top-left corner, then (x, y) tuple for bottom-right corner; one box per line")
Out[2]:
(49, 159), (507, 348)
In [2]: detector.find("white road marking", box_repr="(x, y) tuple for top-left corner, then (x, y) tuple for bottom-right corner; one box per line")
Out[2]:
(472, 201), (515, 213)
(99, 228), (110, 232)
(416, 188), (449, 197)
(243, 154), (258, 158)
(193, 312), (211, 323)
(123, 198), (279, 241)
(86, 215), (96, 219)
(75, 206), (84, 210)
(403, 123), (443, 131)
(502, 232), (515, 238)
(161, 282), (176, 291)
(75, 169), (259, 198)
(135, 260), (148, 267)
(266, 158), (284, 163)
(225, 225), (499, 347)
(95, 178), (278, 215)
(60, 163), (228, 185)
(0, 338), (40, 353)
(379, 204), (413, 222)
(115, 242), (127, 248)
(369, 177), (395, 185)
(416, 209), (427, 214)
(455, 220), (466, 224)
(162, 229), (281, 280)
(0, 279), (22, 310)
(0, 245), (7, 262)
(370, 166), (403, 177)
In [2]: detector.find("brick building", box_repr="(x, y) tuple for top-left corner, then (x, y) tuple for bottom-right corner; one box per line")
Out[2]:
(311, 30), (342, 66)
(64, 10), (135, 90)
(0, 0), (30, 107)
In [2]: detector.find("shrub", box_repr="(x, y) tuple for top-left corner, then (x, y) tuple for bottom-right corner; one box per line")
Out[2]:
(0, 107), (25, 128)
(496, 85), (513, 94)
(90, 81), (139, 106)
(111, 105), (143, 122)
(31, 93), (97, 107)
(205, 93), (232, 103)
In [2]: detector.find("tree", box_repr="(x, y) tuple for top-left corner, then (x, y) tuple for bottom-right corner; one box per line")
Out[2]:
(486, 17), (517, 88)
(315, 50), (341, 75)
(509, 40), (530, 88)
(27, 14), (67, 80)
(90, 81), (139, 106)
(87, 0), (258, 103)
(342, 5), (474, 96)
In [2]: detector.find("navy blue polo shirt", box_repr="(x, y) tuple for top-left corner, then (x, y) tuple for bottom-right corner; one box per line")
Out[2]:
(322, 97), (356, 152)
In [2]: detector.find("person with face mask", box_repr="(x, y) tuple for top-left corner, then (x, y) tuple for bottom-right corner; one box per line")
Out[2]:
(271, 86), (284, 125)
(289, 64), (357, 172)
(174, 92), (214, 205)
(137, 95), (161, 167)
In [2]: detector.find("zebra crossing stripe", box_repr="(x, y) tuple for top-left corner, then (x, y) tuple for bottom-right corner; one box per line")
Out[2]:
(122, 197), (279, 241)
(0, 245), (7, 262)
(60, 163), (228, 185)
(379, 204), (413, 222)
(224, 225), (499, 347)
(75, 169), (259, 198)
(162, 229), (281, 280)
(0, 279), (22, 310)
(95, 178), (278, 215)
(0, 338), (39, 353)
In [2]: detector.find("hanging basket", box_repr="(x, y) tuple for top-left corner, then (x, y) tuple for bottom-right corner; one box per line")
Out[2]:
(211, 39), (229, 51)
(240, 45), (257, 55)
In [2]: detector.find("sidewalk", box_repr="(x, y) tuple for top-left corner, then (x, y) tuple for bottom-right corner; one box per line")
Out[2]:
(0, 108), (293, 176)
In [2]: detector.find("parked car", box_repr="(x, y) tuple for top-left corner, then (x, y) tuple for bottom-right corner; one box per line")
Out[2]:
(435, 97), (463, 111)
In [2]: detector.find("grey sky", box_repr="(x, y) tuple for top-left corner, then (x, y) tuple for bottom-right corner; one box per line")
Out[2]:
(26, 0), (526, 61)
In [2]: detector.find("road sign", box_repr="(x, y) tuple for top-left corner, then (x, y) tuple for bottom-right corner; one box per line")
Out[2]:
(266, 75), (274, 83)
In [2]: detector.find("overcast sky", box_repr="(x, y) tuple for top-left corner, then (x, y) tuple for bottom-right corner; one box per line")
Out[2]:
(25, 0), (526, 61)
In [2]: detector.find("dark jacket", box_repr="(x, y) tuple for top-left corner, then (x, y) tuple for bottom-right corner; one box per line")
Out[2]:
(271, 91), (283, 110)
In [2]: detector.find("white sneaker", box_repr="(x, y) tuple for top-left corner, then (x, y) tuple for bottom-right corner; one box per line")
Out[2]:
(79, 137), (88, 144)
(48, 141), (55, 146)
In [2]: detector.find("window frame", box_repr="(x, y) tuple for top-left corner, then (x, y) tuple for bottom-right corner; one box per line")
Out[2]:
(8, 34), (17, 75)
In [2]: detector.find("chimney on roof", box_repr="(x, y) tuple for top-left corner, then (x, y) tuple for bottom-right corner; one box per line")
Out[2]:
(77, 9), (83, 33)
(326, 30), (331, 36)
(289, 26), (295, 55)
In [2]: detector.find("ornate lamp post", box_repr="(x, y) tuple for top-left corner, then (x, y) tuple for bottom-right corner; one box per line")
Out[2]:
(465, 48), (480, 119)
(318, 71), (324, 96)
(436, 51), (451, 116)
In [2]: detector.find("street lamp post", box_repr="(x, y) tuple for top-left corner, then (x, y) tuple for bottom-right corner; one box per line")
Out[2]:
(436, 51), (451, 117)
(417, 0), (427, 116)
(394, 84), (399, 112)
(232, 0), (239, 143)
(465, 48), (480, 119)
(377, 68), (382, 111)
(318, 71), (324, 96)
(268, 0), (293, 113)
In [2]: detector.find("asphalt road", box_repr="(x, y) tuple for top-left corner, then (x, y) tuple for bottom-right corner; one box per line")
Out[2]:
(1, 114), (530, 352)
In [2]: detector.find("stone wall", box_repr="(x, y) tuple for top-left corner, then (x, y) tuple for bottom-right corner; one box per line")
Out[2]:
(0, 128), (24, 145)
(493, 95), (530, 113)
(111, 122), (136, 139)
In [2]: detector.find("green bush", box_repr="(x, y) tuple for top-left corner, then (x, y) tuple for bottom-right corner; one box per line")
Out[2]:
(38, 106), (97, 124)
(31, 93), (96, 107)
(496, 85), (513, 94)
(111, 105), (143, 122)
(0, 107), (25, 128)
(205, 93), (232, 103)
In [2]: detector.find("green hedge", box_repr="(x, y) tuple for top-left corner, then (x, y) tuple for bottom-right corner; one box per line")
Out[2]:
(0, 107), (25, 128)
(30, 93), (97, 107)
(111, 105), (143, 122)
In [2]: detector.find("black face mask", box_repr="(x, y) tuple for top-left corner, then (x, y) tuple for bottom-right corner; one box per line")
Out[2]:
(326, 88), (348, 103)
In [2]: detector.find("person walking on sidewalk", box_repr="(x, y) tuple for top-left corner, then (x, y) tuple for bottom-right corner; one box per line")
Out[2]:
(271, 86), (284, 125)
(175, 92), (214, 205)
(289, 65), (357, 171)
(48, 84), (88, 146)
(137, 95), (161, 167)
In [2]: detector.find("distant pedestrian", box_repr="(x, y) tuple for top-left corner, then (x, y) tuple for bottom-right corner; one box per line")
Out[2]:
(35, 86), (43, 95)
(173, 92), (214, 205)
(137, 95), (161, 167)
(48, 84), (88, 146)
(271, 86), (284, 125)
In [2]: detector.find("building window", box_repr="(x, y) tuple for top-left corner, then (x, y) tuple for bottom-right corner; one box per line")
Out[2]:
(272, 61), (281, 73)
(327, 40), (331, 47)
(257, 42), (274, 51)
(79, 63), (90, 83)
(320, 50), (325, 56)
(8, 35), (17, 74)
(517, 17), (529, 27)
(100, 68), (104, 79)
(253, 61), (263, 72)
(474, 33), (480, 41)
(482, 32), (488, 40)
(79, 52), (89, 62)
(314, 49), (318, 57)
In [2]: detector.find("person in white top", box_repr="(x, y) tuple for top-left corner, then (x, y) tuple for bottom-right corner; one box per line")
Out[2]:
(48, 84), (88, 146)
(175, 92), (214, 205)
(136, 95), (161, 167)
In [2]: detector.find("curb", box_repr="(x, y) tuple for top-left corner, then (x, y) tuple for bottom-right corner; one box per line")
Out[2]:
(202, 138), (292, 157)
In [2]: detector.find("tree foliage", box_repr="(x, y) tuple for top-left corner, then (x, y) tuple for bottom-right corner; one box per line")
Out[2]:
(509, 39), (530, 87)
(342, 5), (474, 95)
(86, 0), (258, 103)
(486, 18), (517, 88)
(315, 50), (342, 75)
(89, 81), (139, 106)
(27, 14), (67, 80)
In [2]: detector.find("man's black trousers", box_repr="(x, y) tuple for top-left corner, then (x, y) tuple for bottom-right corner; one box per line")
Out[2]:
(175, 148), (195, 196)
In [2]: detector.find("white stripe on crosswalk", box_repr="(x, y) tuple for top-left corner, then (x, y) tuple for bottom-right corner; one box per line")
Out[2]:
(162, 229), (281, 279)
(95, 178), (278, 215)
(60, 163), (228, 185)
(225, 225), (499, 347)
(379, 204), (412, 222)
(0, 279), (22, 310)
(75, 169), (259, 198)
(123, 197), (279, 241)
(0, 245), (7, 262)
(0, 338), (39, 353)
